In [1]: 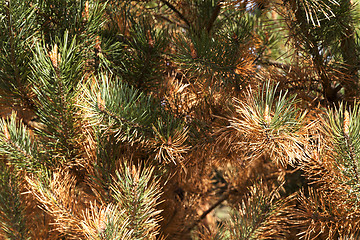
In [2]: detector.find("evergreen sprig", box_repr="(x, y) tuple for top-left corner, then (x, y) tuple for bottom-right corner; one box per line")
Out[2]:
(326, 102), (360, 197)
(152, 116), (189, 164)
(172, 4), (257, 89)
(298, 0), (338, 27)
(85, 73), (158, 143)
(27, 169), (84, 238)
(101, 15), (168, 91)
(0, 113), (42, 171)
(295, 0), (358, 58)
(0, 163), (28, 240)
(0, 0), (37, 101)
(81, 1), (106, 40)
(174, 26), (253, 88)
(30, 32), (83, 164)
(82, 203), (132, 240)
(217, 82), (305, 166)
(36, 0), (105, 43)
(254, 82), (304, 131)
(293, 187), (360, 239)
(89, 129), (120, 203)
(110, 164), (163, 240)
(83, 72), (188, 164)
(223, 183), (290, 240)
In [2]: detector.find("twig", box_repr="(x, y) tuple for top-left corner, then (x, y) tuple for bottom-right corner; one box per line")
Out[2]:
(160, 0), (191, 28)
(206, 2), (222, 33)
(186, 188), (235, 231)
(154, 14), (189, 29)
(258, 59), (291, 71)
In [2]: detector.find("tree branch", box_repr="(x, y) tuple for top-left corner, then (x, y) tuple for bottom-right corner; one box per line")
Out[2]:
(186, 188), (235, 231)
(154, 14), (189, 29)
(339, 0), (360, 99)
(258, 59), (292, 71)
(289, 0), (338, 102)
(160, 0), (191, 28)
(206, 1), (222, 33)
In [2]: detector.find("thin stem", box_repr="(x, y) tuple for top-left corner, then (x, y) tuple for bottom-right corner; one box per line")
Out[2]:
(206, 1), (222, 33)
(289, 0), (339, 102)
(187, 188), (235, 231)
(339, 0), (359, 99)
(160, 0), (192, 28)
(98, 103), (153, 135)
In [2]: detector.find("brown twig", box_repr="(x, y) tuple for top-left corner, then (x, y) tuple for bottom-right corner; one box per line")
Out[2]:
(206, 2), (222, 33)
(258, 59), (291, 71)
(289, 0), (339, 102)
(154, 14), (189, 29)
(160, 0), (192, 28)
(186, 187), (235, 232)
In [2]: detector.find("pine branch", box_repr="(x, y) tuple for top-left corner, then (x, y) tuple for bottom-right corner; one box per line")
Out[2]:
(224, 183), (291, 240)
(6, 1), (20, 88)
(338, 0), (360, 98)
(83, 73), (156, 142)
(108, 15), (168, 91)
(326, 102), (360, 193)
(27, 170), (85, 239)
(0, 0), (37, 102)
(0, 113), (44, 171)
(83, 72), (188, 164)
(30, 32), (83, 164)
(173, 11), (255, 89)
(0, 163), (28, 240)
(110, 164), (163, 240)
(216, 82), (305, 166)
(293, 187), (360, 239)
(187, 187), (235, 232)
(81, 203), (132, 240)
(285, 0), (359, 102)
(206, 1), (222, 33)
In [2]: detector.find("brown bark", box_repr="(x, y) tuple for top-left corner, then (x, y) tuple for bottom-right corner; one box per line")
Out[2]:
(339, 1), (359, 100)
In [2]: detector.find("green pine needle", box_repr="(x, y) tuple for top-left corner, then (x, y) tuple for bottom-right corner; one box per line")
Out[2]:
(110, 164), (163, 240)
(0, 163), (29, 240)
(0, 113), (43, 171)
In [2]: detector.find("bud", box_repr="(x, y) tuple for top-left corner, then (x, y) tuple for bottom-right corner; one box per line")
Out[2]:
(97, 94), (105, 111)
(49, 44), (59, 69)
(232, 33), (238, 42)
(344, 109), (350, 137)
(3, 124), (10, 141)
(264, 104), (271, 125)
(95, 36), (101, 51)
(132, 165), (139, 183)
(98, 211), (106, 233)
(313, 149), (319, 161)
(190, 42), (197, 59)
(167, 136), (172, 146)
(147, 30), (154, 48)
(83, 1), (89, 21)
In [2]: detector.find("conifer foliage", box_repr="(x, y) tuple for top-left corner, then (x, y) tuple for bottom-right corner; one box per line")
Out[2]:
(1, 0), (360, 239)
